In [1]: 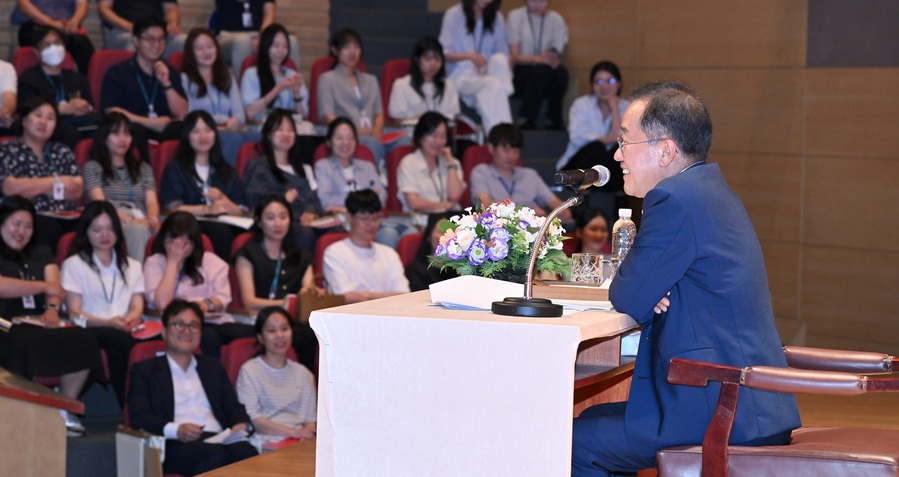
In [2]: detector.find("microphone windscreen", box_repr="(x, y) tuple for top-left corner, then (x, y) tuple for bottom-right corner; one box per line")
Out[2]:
(592, 165), (611, 187)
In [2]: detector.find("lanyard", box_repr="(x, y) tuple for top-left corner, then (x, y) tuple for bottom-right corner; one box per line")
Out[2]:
(268, 252), (283, 300)
(496, 168), (516, 198)
(527, 12), (546, 55)
(131, 59), (159, 114)
(98, 269), (117, 305)
(429, 163), (447, 202)
(41, 71), (66, 104)
(474, 21), (486, 56)
(208, 88), (224, 116)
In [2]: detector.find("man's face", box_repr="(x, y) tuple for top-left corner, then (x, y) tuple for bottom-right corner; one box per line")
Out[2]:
(163, 309), (202, 356)
(133, 26), (167, 62)
(349, 211), (380, 245)
(614, 100), (668, 198)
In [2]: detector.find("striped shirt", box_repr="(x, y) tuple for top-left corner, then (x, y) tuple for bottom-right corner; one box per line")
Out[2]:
(83, 160), (156, 213)
(236, 356), (317, 444)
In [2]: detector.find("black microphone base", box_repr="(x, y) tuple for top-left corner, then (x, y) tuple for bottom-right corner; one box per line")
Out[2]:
(491, 297), (563, 318)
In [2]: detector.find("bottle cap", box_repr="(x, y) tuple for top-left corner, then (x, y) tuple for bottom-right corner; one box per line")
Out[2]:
(618, 208), (632, 219)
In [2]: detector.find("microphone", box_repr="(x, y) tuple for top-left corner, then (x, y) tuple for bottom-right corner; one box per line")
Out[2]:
(554, 165), (611, 189)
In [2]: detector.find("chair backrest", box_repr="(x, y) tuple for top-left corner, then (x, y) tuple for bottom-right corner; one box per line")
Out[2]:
(460, 144), (493, 207)
(396, 233), (422, 268)
(238, 54), (298, 83)
(56, 231), (77, 266)
(311, 142), (376, 165)
(235, 141), (262, 179)
(0, 136), (16, 145)
(167, 51), (184, 71)
(314, 232), (349, 277)
(73, 138), (93, 168)
(228, 232), (253, 310)
(151, 139), (180, 187)
(561, 232), (580, 257)
(380, 59), (411, 122)
(123, 340), (169, 426)
(307, 56), (368, 122)
(145, 233), (216, 261)
(386, 144), (416, 212)
(221, 336), (300, 386)
(88, 49), (132, 111)
(11, 46), (78, 75)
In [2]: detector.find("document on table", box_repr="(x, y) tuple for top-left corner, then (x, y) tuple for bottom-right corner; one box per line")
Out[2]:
(203, 428), (248, 445)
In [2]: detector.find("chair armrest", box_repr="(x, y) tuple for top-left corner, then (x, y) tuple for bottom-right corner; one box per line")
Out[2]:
(784, 345), (896, 374)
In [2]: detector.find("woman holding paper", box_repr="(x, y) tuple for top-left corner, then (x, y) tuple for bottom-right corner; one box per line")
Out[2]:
(236, 306), (317, 448)
(61, 200), (145, 407)
(0, 195), (101, 436)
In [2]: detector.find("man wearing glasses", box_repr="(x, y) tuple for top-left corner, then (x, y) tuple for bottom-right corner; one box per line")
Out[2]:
(570, 82), (800, 476)
(100, 16), (187, 162)
(128, 299), (258, 475)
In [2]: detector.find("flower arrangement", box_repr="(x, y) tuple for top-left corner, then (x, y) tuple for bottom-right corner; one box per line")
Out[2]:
(428, 200), (569, 280)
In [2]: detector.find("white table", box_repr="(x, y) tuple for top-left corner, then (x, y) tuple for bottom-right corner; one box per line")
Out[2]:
(310, 291), (637, 477)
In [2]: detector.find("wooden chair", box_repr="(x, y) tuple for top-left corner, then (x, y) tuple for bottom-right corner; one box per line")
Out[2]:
(658, 346), (899, 476)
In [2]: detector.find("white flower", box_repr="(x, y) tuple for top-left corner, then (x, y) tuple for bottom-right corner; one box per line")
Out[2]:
(455, 228), (476, 251)
(457, 214), (477, 229)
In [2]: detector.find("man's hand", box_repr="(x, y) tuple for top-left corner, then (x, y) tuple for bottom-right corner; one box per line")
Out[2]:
(654, 291), (671, 314)
(176, 423), (204, 442)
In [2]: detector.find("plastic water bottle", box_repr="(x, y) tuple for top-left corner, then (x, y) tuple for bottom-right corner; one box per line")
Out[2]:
(611, 208), (637, 272)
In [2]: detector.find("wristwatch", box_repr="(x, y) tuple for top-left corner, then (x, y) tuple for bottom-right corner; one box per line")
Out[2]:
(245, 421), (255, 436)
(204, 298), (215, 313)
(46, 302), (60, 311)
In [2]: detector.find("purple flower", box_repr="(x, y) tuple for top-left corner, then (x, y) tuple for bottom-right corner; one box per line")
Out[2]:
(445, 238), (465, 260)
(434, 243), (447, 257)
(490, 227), (511, 242)
(487, 237), (509, 261)
(518, 219), (532, 230)
(478, 212), (496, 228)
(467, 239), (488, 266)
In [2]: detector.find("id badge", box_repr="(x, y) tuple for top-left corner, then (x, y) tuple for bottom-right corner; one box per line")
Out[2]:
(242, 11), (253, 28)
(148, 105), (157, 119)
(130, 205), (146, 220)
(22, 295), (36, 309)
(53, 180), (65, 200)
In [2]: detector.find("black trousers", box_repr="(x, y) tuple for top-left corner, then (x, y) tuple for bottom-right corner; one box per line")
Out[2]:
(513, 63), (569, 125)
(164, 433), (258, 476)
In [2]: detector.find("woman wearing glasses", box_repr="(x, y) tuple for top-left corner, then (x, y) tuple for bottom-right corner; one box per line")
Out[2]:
(555, 60), (628, 194)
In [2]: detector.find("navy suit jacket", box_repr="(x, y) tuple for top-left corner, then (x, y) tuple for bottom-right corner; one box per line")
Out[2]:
(128, 354), (250, 436)
(609, 163), (801, 458)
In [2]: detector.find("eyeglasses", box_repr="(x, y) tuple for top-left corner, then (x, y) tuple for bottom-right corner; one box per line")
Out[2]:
(617, 136), (669, 151)
(169, 321), (201, 332)
(139, 35), (166, 44)
(594, 78), (617, 86)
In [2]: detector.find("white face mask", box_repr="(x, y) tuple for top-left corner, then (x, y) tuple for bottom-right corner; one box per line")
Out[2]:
(40, 44), (66, 67)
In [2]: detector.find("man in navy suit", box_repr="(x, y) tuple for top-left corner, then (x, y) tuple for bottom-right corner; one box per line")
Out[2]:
(128, 300), (258, 475)
(571, 82), (801, 476)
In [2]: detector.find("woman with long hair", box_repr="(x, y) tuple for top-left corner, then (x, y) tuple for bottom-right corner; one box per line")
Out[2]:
(236, 306), (317, 447)
(438, 0), (513, 131)
(61, 200), (144, 406)
(240, 23), (308, 124)
(388, 36), (460, 124)
(84, 113), (159, 261)
(396, 111), (465, 212)
(0, 196), (102, 436)
(242, 109), (323, 250)
(181, 28), (260, 164)
(313, 117), (385, 214)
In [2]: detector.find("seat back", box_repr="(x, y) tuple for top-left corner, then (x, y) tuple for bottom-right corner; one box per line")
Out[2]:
(311, 142), (376, 165)
(88, 49), (133, 111)
(461, 144), (494, 207)
(123, 340), (169, 426)
(221, 336), (300, 386)
(229, 232), (253, 310)
(56, 231), (77, 265)
(396, 233), (423, 268)
(380, 59), (411, 122)
(11, 46), (78, 75)
(235, 141), (262, 179)
(313, 232), (349, 286)
(151, 139), (180, 187)
(238, 54), (298, 83)
(73, 138), (93, 168)
(385, 144), (416, 212)
(307, 56), (367, 122)
(167, 51), (184, 71)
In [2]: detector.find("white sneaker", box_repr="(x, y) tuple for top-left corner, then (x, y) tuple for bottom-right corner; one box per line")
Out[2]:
(62, 411), (86, 437)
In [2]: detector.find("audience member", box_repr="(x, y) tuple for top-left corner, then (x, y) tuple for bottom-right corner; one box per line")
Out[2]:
(61, 200), (144, 406)
(17, 25), (99, 148)
(101, 16), (187, 163)
(439, 0), (513, 132)
(98, 0), (185, 57)
(556, 60), (628, 195)
(0, 97), (82, 249)
(469, 123), (567, 218)
(236, 306), (317, 448)
(128, 299), (258, 475)
(215, 0), (300, 71)
(0, 59), (14, 136)
(240, 23), (308, 125)
(313, 117), (384, 213)
(388, 36), (459, 124)
(233, 196), (319, 372)
(323, 189), (409, 303)
(181, 28), (260, 165)
(397, 111), (464, 213)
(571, 82), (800, 475)
(316, 28), (386, 164)
(242, 109), (322, 251)
(404, 211), (460, 292)
(0, 196), (101, 436)
(572, 207), (611, 255)
(12, 0), (95, 74)
(83, 112), (159, 262)
(507, 0), (569, 129)
(159, 110), (248, 258)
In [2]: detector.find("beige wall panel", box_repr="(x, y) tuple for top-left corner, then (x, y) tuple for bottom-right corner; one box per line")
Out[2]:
(805, 333), (897, 354)
(630, 69), (804, 156)
(803, 156), (899, 250)
(801, 246), (899, 348)
(760, 241), (801, 323)
(638, 0), (807, 68)
(716, 153), (801, 243)
(805, 68), (899, 159)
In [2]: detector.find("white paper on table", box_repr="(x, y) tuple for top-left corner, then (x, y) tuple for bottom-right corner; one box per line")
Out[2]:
(203, 428), (248, 445)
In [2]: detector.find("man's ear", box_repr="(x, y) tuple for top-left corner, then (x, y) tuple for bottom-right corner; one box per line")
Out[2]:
(657, 139), (677, 167)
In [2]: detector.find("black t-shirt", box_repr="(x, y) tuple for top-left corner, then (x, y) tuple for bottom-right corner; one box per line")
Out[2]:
(0, 245), (54, 318)
(100, 57), (186, 117)
(215, 0), (272, 32)
(18, 66), (94, 113)
(234, 238), (310, 299)
(112, 0), (176, 23)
